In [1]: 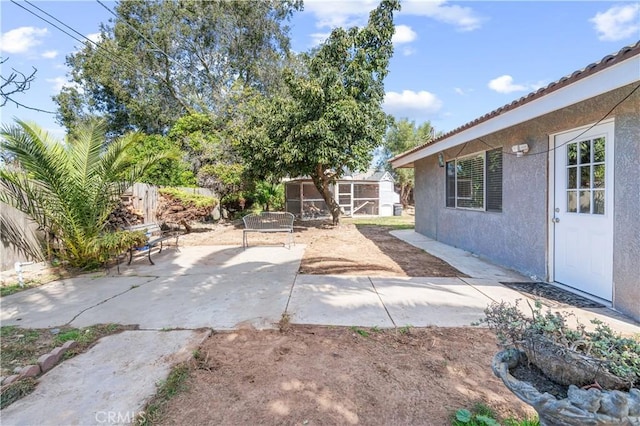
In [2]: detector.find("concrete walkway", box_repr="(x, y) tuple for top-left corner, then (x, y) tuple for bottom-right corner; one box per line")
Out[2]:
(1, 232), (638, 425)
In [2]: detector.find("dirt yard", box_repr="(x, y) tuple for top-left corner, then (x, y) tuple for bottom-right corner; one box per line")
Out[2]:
(157, 326), (534, 425)
(180, 219), (465, 277)
(156, 218), (534, 424)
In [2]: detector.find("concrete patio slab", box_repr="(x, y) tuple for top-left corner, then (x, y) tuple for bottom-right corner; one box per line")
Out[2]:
(0, 275), (156, 328)
(371, 277), (494, 327)
(117, 245), (305, 278)
(1, 245), (304, 330)
(288, 275), (394, 328)
(70, 272), (294, 330)
(1, 329), (209, 426)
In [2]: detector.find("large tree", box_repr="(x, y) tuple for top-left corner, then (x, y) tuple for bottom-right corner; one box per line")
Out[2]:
(54, 0), (302, 135)
(238, 0), (400, 224)
(380, 118), (436, 208)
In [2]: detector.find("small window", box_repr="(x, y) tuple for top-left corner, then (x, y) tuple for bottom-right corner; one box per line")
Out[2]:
(445, 148), (502, 212)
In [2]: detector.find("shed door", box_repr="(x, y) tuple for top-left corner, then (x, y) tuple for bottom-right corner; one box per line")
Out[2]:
(553, 122), (614, 301)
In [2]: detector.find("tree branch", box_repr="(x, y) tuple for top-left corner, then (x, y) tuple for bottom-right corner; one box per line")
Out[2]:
(1, 58), (56, 114)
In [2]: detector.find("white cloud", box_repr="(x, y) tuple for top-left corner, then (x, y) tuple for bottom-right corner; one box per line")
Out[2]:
(402, 46), (416, 56)
(0, 27), (49, 54)
(309, 32), (331, 47)
(383, 90), (443, 119)
(303, 1), (375, 29)
(488, 75), (529, 94)
(86, 32), (103, 44)
(400, 0), (484, 32)
(454, 87), (465, 95)
(392, 25), (417, 44)
(303, 0), (483, 40)
(46, 76), (71, 93)
(42, 50), (58, 59)
(590, 4), (640, 41)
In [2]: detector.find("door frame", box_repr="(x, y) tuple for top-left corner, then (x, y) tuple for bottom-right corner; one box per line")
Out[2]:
(546, 118), (615, 287)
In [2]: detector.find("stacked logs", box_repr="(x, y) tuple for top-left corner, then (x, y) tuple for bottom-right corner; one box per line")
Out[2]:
(105, 200), (144, 230)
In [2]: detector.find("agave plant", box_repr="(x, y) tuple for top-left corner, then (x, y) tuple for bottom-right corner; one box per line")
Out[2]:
(0, 119), (161, 268)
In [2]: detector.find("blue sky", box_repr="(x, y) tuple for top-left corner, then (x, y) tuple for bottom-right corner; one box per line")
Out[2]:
(1, 1), (639, 139)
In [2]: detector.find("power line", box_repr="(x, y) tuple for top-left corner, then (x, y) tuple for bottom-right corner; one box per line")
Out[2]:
(18, 0), (152, 82)
(474, 82), (640, 157)
(96, 0), (195, 79)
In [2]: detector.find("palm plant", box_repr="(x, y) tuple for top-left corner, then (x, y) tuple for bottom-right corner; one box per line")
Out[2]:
(0, 119), (158, 268)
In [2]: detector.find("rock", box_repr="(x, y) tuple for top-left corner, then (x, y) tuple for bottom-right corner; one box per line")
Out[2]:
(50, 346), (67, 361)
(18, 364), (41, 378)
(12, 367), (22, 374)
(61, 340), (78, 350)
(50, 328), (60, 335)
(2, 375), (20, 385)
(599, 390), (629, 418)
(567, 385), (601, 412)
(629, 389), (640, 416)
(37, 353), (59, 373)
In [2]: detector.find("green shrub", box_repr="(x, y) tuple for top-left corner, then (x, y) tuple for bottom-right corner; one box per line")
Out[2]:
(159, 187), (218, 209)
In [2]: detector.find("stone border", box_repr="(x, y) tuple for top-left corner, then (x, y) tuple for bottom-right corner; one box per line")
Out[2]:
(1, 340), (78, 386)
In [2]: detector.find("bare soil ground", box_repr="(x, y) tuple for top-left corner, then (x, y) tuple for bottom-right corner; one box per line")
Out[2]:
(157, 326), (534, 425)
(155, 218), (534, 424)
(180, 219), (465, 277)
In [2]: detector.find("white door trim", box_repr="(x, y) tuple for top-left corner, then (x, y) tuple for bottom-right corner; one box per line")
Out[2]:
(547, 118), (615, 294)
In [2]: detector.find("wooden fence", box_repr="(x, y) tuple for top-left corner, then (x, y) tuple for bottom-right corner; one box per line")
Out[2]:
(127, 184), (218, 223)
(0, 203), (44, 272)
(1, 184), (217, 272)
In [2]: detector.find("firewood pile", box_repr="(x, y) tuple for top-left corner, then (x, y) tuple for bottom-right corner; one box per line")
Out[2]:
(106, 200), (144, 230)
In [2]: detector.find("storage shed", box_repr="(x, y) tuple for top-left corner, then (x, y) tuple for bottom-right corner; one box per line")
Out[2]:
(285, 171), (400, 219)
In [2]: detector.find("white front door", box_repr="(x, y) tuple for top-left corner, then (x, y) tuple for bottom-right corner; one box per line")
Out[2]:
(553, 121), (614, 301)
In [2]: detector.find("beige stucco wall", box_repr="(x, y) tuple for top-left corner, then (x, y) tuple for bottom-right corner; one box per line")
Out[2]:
(413, 83), (639, 321)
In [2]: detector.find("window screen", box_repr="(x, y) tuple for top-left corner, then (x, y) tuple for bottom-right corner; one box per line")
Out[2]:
(445, 148), (502, 212)
(486, 148), (503, 212)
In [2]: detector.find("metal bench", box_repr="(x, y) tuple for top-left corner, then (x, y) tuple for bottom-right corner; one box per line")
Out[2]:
(242, 212), (295, 249)
(125, 222), (181, 265)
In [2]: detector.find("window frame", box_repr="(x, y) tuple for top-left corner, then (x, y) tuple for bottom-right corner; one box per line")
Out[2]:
(445, 148), (502, 213)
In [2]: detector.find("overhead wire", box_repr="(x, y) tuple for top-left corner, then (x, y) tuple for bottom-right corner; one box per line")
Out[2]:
(18, 0), (155, 81)
(473, 82), (640, 157)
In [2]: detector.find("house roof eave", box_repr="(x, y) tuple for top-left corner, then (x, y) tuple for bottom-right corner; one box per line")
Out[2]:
(391, 42), (640, 169)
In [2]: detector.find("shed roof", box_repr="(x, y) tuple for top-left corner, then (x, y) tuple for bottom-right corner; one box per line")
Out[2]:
(391, 41), (640, 168)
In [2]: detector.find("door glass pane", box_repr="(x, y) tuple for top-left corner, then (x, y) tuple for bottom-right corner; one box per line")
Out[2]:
(579, 166), (591, 189)
(593, 190), (605, 215)
(567, 167), (577, 189)
(593, 137), (605, 162)
(567, 191), (577, 213)
(579, 190), (591, 213)
(567, 143), (577, 166)
(579, 141), (590, 164)
(593, 164), (605, 188)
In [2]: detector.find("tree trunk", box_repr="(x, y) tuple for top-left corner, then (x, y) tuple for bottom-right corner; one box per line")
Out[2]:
(400, 184), (411, 209)
(311, 167), (341, 225)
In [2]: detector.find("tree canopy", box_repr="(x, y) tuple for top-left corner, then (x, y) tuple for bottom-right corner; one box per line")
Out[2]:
(380, 117), (436, 208)
(54, 0), (302, 135)
(238, 0), (400, 224)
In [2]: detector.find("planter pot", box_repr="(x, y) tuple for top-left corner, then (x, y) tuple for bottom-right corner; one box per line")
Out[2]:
(522, 333), (631, 390)
(492, 350), (640, 426)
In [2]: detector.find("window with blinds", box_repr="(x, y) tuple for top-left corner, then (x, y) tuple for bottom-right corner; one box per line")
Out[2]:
(445, 148), (502, 212)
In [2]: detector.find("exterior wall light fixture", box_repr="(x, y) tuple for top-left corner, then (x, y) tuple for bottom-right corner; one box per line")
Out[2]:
(511, 143), (529, 157)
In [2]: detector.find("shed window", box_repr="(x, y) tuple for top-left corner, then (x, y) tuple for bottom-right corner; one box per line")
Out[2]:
(446, 148), (502, 212)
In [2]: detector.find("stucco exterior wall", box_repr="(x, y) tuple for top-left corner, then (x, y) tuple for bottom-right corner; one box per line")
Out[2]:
(612, 96), (640, 320)
(413, 83), (639, 320)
